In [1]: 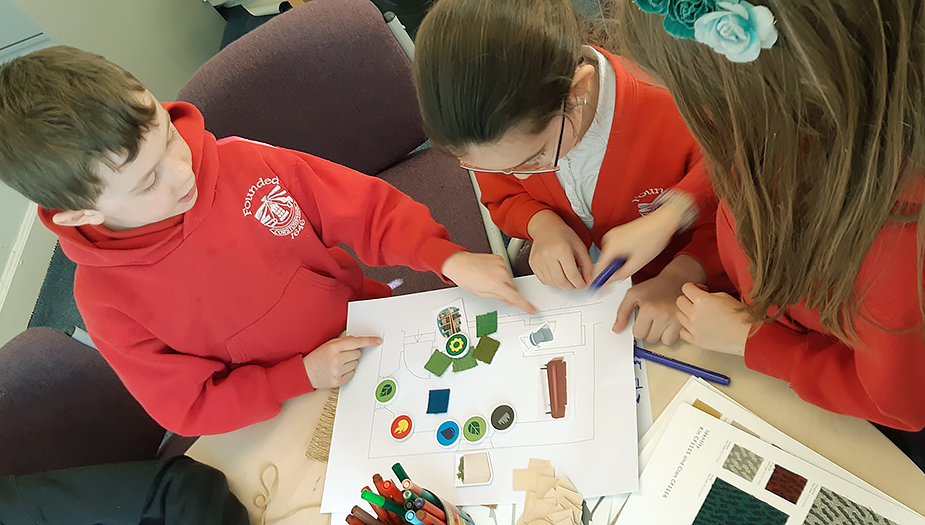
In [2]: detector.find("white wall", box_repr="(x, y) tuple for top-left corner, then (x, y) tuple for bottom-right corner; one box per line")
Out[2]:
(12, 0), (225, 101)
(0, 0), (225, 345)
(0, 187), (28, 271)
(0, 0), (46, 271)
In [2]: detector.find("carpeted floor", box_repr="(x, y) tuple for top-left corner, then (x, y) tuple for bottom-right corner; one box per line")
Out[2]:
(28, 243), (84, 332)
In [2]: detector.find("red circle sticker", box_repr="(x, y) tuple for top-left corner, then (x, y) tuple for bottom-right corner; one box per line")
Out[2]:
(390, 415), (414, 441)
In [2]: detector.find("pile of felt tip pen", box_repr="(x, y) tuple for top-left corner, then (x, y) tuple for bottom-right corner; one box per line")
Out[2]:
(351, 462), (471, 525)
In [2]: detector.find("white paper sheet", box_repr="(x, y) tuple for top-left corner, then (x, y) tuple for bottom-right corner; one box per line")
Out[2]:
(586, 376), (914, 525)
(633, 358), (652, 440)
(616, 404), (925, 525)
(321, 276), (638, 513)
(637, 377), (907, 509)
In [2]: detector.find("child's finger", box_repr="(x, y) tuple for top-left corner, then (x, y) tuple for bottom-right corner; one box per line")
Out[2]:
(575, 248), (594, 285)
(546, 266), (571, 290)
(661, 322), (682, 345)
(559, 258), (584, 289)
(632, 314), (653, 342)
(339, 348), (362, 364)
(679, 327), (694, 345)
(646, 314), (675, 344)
(338, 336), (382, 350)
(681, 282), (708, 300)
(494, 283), (537, 314)
(531, 259), (551, 288)
(645, 316), (667, 344)
(676, 294), (694, 317)
(338, 370), (356, 386)
(612, 293), (640, 332)
(342, 355), (360, 372)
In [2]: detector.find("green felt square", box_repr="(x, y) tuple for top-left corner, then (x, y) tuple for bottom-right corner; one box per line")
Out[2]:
(452, 352), (478, 372)
(473, 336), (500, 364)
(424, 350), (452, 376)
(476, 311), (498, 337)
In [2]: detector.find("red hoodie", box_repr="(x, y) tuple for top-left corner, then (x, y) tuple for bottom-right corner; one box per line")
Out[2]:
(41, 102), (463, 436)
(718, 202), (925, 431)
(474, 49), (729, 290)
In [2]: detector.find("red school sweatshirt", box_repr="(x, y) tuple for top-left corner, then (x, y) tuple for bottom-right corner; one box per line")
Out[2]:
(474, 48), (729, 289)
(718, 202), (925, 431)
(40, 102), (463, 436)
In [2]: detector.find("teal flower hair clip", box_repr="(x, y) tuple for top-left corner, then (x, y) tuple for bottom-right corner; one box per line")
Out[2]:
(634, 0), (778, 63)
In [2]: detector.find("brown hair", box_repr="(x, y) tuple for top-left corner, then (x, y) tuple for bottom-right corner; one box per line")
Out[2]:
(0, 45), (156, 210)
(413, 0), (584, 155)
(615, 0), (925, 341)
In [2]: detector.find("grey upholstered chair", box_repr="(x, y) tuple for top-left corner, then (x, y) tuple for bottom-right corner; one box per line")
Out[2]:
(0, 327), (167, 476)
(177, 0), (494, 294)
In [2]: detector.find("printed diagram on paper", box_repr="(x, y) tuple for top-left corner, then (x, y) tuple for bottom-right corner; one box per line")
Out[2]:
(323, 276), (639, 513)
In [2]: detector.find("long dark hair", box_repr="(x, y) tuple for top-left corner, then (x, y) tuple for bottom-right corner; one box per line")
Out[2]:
(413, 0), (584, 155)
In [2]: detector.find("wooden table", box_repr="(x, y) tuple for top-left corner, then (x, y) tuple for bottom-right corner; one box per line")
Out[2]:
(186, 342), (925, 524)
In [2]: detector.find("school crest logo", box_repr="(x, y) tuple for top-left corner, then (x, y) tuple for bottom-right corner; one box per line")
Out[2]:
(632, 187), (664, 216)
(242, 177), (306, 238)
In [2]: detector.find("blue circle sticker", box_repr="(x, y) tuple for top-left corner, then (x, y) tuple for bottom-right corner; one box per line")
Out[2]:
(436, 420), (461, 448)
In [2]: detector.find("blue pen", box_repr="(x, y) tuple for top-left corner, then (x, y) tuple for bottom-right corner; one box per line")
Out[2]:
(588, 257), (628, 292)
(633, 344), (730, 386)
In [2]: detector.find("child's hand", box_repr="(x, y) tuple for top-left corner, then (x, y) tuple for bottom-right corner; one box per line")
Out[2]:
(676, 283), (752, 356)
(302, 335), (382, 389)
(613, 255), (706, 345)
(527, 210), (593, 290)
(442, 251), (537, 313)
(592, 196), (695, 284)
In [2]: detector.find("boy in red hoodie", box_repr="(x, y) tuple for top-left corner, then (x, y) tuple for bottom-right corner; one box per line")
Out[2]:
(0, 46), (534, 436)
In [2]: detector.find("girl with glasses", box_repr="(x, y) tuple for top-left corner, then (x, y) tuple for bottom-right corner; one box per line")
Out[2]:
(413, 0), (731, 345)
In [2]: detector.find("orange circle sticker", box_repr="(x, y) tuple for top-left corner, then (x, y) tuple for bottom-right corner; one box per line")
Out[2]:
(390, 415), (414, 441)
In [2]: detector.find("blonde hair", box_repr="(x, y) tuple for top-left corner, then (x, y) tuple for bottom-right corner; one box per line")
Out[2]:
(615, 0), (925, 341)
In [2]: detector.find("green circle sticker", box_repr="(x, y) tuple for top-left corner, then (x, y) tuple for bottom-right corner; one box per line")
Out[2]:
(463, 415), (487, 443)
(375, 378), (397, 404)
(445, 333), (469, 357)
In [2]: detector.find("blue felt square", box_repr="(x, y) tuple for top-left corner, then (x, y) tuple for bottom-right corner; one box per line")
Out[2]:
(426, 388), (451, 414)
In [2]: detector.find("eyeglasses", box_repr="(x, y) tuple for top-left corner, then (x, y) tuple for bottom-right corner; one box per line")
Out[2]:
(459, 102), (567, 176)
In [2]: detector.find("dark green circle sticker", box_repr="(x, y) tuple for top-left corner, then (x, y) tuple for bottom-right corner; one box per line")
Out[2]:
(463, 415), (487, 443)
(491, 404), (516, 432)
(445, 333), (469, 357)
(375, 378), (397, 404)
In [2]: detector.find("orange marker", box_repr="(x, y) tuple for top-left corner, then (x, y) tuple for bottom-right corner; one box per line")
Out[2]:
(414, 497), (446, 521)
(373, 474), (398, 502)
(368, 481), (402, 525)
(382, 479), (406, 505)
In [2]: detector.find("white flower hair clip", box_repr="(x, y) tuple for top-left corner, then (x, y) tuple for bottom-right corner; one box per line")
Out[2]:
(634, 0), (778, 63)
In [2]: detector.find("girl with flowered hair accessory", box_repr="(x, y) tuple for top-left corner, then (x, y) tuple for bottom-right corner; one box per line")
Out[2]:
(635, 0), (778, 62)
(412, 0), (733, 346)
(616, 0), (925, 467)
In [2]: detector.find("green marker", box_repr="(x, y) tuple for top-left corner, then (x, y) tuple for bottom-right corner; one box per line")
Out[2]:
(392, 462), (410, 483)
(361, 489), (406, 516)
(403, 489), (416, 502)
